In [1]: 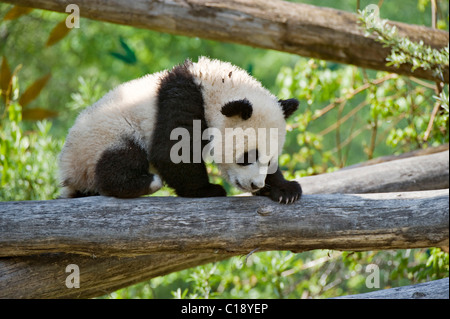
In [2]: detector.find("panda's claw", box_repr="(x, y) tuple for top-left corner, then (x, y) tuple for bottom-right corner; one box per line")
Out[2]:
(269, 181), (302, 204)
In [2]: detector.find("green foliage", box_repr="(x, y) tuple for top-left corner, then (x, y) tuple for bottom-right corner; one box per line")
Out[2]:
(106, 248), (449, 299)
(359, 7), (449, 81)
(0, 72), (62, 201)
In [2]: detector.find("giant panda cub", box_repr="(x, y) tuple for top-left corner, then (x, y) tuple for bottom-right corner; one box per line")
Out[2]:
(59, 57), (302, 203)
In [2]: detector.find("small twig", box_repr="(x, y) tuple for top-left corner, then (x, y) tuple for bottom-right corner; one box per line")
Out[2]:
(318, 100), (368, 136)
(424, 82), (444, 141)
(409, 77), (437, 90)
(312, 73), (397, 121)
(367, 119), (378, 160)
(336, 100), (347, 167)
(241, 248), (260, 266)
(431, 0), (437, 29)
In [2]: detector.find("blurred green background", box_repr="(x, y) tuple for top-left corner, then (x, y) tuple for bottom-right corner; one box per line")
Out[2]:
(0, 0), (448, 298)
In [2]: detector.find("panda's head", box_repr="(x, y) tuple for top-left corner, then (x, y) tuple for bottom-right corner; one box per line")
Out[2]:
(190, 57), (299, 193)
(215, 97), (299, 193)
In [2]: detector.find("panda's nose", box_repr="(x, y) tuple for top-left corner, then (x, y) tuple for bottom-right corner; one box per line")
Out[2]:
(251, 183), (261, 190)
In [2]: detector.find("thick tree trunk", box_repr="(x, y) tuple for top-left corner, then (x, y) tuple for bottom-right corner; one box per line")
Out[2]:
(0, 252), (233, 298)
(2, 0), (448, 82)
(0, 189), (448, 298)
(0, 190), (448, 258)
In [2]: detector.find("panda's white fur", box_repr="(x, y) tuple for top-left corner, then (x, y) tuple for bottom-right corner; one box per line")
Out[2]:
(59, 57), (301, 202)
(187, 57), (286, 192)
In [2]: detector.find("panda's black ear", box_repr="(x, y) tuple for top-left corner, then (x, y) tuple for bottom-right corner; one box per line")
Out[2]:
(221, 98), (253, 120)
(279, 98), (299, 119)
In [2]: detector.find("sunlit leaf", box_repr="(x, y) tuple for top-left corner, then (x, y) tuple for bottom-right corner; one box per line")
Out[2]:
(18, 73), (51, 107)
(46, 19), (72, 47)
(3, 6), (33, 21)
(22, 108), (58, 121)
(0, 56), (12, 93)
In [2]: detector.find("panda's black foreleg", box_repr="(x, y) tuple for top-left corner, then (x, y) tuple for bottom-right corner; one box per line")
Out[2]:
(152, 160), (226, 198)
(254, 166), (302, 204)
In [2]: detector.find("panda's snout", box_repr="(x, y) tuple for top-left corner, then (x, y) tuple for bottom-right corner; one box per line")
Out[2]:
(251, 182), (261, 190)
(235, 179), (263, 192)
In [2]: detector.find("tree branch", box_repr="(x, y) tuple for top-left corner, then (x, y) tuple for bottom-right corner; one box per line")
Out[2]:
(342, 144), (449, 170)
(298, 150), (449, 194)
(335, 278), (449, 299)
(1, 0), (448, 82)
(0, 190), (448, 258)
(0, 189), (448, 298)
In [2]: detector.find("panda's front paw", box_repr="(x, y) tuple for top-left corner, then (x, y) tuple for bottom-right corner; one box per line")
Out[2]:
(179, 183), (227, 198)
(269, 181), (302, 204)
(206, 184), (227, 197)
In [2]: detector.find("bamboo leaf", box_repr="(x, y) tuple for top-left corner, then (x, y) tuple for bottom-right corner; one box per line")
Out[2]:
(109, 37), (137, 64)
(18, 73), (51, 107)
(22, 108), (58, 121)
(3, 6), (33, 21)
(46, 19), (72, 47)
(119, 37), (137, 64)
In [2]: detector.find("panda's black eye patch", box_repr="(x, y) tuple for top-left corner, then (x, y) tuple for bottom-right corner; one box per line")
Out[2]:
(221, 98), (253, 120)
(237, 149), (259, 166)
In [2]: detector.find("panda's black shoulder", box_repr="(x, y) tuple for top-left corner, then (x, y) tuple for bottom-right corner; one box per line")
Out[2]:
(155, 59), (205, 122)
(158, 59), (201, 99)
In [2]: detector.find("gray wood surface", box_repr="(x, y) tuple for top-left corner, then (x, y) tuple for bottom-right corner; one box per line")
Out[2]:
(335, 278), (449, 299)
(1, 190), (448, 258)
(298, 151), (449, 194)
(0, 190), (448, 298)
(2, 0), (448, 82)
(0, 252), (232, 298)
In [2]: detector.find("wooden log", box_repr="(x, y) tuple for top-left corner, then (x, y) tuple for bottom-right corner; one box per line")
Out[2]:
(0, 252), (232, 298)
(0, 190), (448, 258)
(335, 278), (449, 299)
(0, 189), (447, 298)
(2, 0), (448, 82)
(1, 149), (448, 298)
(342, 144), (449, 170)
(298, 151), (449, 195)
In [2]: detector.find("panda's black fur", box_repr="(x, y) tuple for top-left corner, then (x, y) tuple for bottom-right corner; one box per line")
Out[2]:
(148, 60), (226, 198)
(59, 57), (302, 203)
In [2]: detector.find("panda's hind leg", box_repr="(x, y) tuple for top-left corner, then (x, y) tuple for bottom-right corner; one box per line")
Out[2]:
(94, 137), (162, 198)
